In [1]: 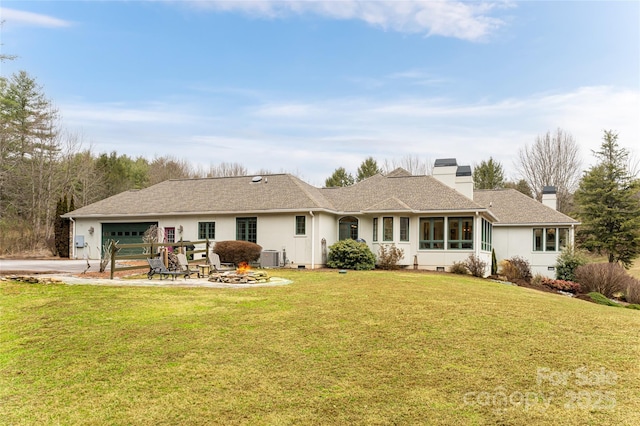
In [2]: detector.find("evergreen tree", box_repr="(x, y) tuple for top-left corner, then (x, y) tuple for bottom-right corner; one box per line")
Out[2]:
(574, 130), (640, 268)
(325, 167), (355, 187)
(473, 157), (505, 189)
(54, 194), (71, 257)
(356, 157), (382, 182)
(504, 179), (533, 198)
(0, 71), (61, 248)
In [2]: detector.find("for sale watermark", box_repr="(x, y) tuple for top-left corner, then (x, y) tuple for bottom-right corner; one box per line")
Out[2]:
(462, 366), (617, 414)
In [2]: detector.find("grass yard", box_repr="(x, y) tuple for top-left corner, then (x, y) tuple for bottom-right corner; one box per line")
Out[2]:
(1, 270), (639, 425)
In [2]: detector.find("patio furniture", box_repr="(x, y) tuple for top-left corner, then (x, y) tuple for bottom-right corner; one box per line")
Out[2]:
(208, 252), (235, 272)
(147, 257), (189, 280)
(176, 253), (201, 278)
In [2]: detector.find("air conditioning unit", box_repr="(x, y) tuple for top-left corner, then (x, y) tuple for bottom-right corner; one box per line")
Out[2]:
(260, 250), (280, 268)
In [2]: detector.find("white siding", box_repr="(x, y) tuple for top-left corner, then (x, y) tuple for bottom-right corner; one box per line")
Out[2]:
(492, 225), (563, 278)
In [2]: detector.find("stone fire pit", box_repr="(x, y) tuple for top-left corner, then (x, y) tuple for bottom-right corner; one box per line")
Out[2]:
(208, 264), (270, 284)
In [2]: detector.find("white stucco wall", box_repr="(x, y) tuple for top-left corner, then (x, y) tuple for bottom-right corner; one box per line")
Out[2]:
(492, 225), (567, 278)
(70, 212), (339, 269)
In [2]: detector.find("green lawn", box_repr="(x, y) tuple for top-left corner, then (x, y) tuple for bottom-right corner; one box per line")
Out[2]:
(1, 270), (639, 425)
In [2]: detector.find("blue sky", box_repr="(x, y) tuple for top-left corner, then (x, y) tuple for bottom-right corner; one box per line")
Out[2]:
(1, 1), (638, 186)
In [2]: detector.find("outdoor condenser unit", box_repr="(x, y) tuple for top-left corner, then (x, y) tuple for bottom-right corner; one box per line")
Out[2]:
(260, 250), (280, 268)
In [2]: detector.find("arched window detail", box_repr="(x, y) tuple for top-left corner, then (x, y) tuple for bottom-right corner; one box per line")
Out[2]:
(339, 216), (359, 240)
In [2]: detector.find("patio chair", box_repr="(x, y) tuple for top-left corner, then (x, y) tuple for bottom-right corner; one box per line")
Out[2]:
(147, 257), (189, 280)
(208, 252), (235, 272)
(176, 253), (200, 278)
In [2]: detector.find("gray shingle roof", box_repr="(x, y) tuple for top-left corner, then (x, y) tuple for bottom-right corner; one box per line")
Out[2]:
(65, 174), (336, 217)
(321, 174), (484, 213)
(473, 189), (579, 225)
(66, 173), (577, 228)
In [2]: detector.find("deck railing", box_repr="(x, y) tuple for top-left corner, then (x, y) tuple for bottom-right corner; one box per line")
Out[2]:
(105, 239), (212, 279)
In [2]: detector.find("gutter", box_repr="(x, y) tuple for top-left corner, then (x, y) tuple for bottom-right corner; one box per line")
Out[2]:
(69, 217), (76, 259)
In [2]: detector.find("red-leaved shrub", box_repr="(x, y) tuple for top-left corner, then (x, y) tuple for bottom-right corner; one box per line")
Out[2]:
(541, 277), (581, 294)
(213, 240), (262, 265)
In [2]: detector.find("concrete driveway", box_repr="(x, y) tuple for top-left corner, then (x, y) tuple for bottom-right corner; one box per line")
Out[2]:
(0, 259), (102, 274)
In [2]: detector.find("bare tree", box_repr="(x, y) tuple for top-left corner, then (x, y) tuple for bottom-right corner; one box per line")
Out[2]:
(515, 128), (582, 213)
(148, 155), (195, 185)
(382, 155), (433, 175)
(207, 162), (248, 177)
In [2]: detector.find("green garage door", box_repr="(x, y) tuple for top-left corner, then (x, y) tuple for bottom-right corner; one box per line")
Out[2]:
(102, 222), (158, 255)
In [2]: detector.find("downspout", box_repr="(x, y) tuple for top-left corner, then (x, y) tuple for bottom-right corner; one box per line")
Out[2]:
(571, 224), (575, 246)
(475, 212), (481, 259)
(310, 211), (315, 269)
(69, 217), (76, 259)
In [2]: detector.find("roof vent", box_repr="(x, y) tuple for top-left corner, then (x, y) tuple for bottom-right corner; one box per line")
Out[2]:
(251, 176), (263, 183)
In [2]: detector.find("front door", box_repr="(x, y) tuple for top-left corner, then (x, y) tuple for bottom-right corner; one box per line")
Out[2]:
(164, 227), (176, 252)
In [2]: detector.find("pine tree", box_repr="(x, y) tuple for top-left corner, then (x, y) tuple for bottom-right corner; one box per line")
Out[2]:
(356, 157), (382, 182)
(473, 157), (505, 189)
(574, 130), (640, 268)
(325, 167), (355, 187)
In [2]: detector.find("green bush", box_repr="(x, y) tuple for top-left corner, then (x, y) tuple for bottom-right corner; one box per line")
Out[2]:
(575, 263), (632, 298)
(555, 245), (588, 281)
(587, 292), (622, 307)
(213, 240), (262, 266)
(625, 304), (640, 310)
(377, 244), (405, 270)
(327, 239), (376, 270)
(449, 261), (468, 275)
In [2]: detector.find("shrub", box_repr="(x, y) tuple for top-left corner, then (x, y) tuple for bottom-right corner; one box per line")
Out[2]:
(327, 239), (376, 270)
(531, 274), (545, 287)
(213, 240), (262, 266)
(587, 292), (622, 307)
(626, 304), (640, 310)
(449, 261), (468, 275)
(377, 244), (405, 270)
(465, 254), (487, 278)
(491, 249), (498, 276)
(500, 256), (532, 282)
(625, 277), (640, 304)
(574, 263), (632, 298)
(555, 245), (588, 281)
(540, 277), (581, 294)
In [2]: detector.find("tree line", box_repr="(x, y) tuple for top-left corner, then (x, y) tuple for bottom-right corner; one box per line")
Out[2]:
(1, 68), (638, 267)
(0, 71), (266, 254)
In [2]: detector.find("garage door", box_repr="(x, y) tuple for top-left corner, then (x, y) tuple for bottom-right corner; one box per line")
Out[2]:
(102, 222), (158, 255)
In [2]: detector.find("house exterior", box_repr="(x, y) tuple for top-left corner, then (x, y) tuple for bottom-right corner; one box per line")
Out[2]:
(63, 159), (579, 277)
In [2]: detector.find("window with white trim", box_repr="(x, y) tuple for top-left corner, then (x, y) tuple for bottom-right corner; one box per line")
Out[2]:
(198, 222), (215, 239)
(383, 217), (393, 241)
(295, 216), (306, 235)
(419, 217), (444, 249)
(448, 217), (473, 249)
(400, 217), (409, 242)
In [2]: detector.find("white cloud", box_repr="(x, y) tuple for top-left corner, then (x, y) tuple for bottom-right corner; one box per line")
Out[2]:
(59, 85), (639, 186)
(0, 7), (72, 28)
(184, 0), (509, 41)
